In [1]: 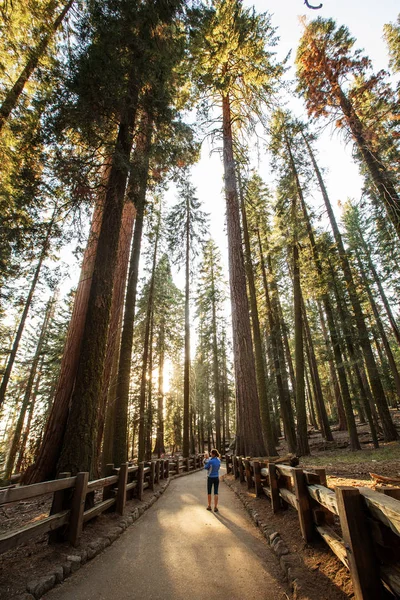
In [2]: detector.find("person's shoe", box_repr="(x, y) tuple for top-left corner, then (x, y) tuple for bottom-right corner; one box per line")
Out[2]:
(206, 506), (212, 511)
(214, 507), (219, 513)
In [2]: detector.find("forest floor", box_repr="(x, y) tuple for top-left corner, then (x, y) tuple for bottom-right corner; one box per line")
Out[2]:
(2, 411), (400, 599)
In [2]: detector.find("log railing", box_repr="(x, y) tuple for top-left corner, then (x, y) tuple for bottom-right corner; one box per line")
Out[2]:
(231, 455), (400, 600)
(0, 454), (204, 555)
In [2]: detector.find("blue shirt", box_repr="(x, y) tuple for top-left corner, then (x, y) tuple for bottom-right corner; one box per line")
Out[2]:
(204, 457), (220, 478)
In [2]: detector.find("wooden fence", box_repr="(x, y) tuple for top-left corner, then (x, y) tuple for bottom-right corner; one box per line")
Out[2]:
(227, 455), (400, 600)
(0, 454), (204, 555)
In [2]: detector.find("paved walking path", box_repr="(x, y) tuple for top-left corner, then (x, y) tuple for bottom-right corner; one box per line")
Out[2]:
(44, 469), (288, 600)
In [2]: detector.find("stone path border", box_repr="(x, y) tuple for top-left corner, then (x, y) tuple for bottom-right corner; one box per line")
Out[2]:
(224, 476), (306, 599)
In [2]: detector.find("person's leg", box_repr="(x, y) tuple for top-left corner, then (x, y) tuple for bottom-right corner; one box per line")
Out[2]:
(207, 478), (212, 509)
(213, 478), (219, 510)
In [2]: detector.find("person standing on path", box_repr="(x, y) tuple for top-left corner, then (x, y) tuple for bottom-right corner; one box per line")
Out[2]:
(204, 449), (221, 512)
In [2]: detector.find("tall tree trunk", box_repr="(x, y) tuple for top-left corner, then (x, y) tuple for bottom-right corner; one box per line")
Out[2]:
(0, 0), (74, 133)
(0, 212), (54, 408)
(210, 253), (222, 453)
(113, 116), (152, 466)
(239, 182), (276, 455)
(96, 199), (136, 468)
(58, 72), (140, 476)
(183, 192), (191, 458)
(5, 296), (54, 479)
(221, 94), (266, 457)
(138, 209), (160, 462)
(23, 171), (108, 484)
(257, 230), (295, 452)
(306, 137), (397, 442)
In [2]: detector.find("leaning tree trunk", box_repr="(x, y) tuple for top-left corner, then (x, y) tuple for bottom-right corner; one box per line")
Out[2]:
(23, 171), (109, 484)
(221, 93), (266, 457)
(239, 176), (276, 456)
(0, 211), (55, 408)
(331, 81), (400, 241)
(0, 0), (74, 133)
(307, 137), (397, 442)
(57, 73), (140, 477)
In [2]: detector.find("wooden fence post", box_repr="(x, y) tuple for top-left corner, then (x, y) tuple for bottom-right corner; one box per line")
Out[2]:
(165, 459), (170, 478)
(49, 472), (71, 543)
(268, 463), (280, 513)
(155, 460), (160, 484)
(244, 459), (253, 489)
(232, 455), (238, 479)
(185, 457), (190, 472)
(336, 486), (383, 600)
(137, 462), (144, 501)
(238, 457), (245, 483)
(160, 459), (164, 480)
(116, 463), (129, 515)
(253, 461), (262, 497)
(68, 472), (89, 547)
(149, 461), (156, 491)
(176, 457), (181, 475)
(103, 464), (115, 501)
(293, 468), (313, 543)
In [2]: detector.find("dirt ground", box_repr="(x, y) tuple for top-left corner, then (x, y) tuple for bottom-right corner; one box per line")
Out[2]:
(2, 413), (400, 599)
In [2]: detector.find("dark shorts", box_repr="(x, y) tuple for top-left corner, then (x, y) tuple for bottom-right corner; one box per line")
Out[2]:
(207, 477), (219, 495)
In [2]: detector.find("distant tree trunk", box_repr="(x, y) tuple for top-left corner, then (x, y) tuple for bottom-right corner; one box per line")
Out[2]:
(221, 93), (266, 457)
(145, 313), (155, 460)
(15, 355), (44, 473)
(307, 138), (397, 442)
(183, 192), (191, 458)
(239, 177), (276, 456)
(101, 327), (121, 473)
(302, 299), (333, 441)
(210, 256), (222, 454)
(113, 116), (152, 466)
(0, 0), (74, 133)
(317, 301), (347, 430)
(257, 229), (295, 452)
(153, 321), (166, 457)
(0, 212), (54, 408)
(138, 210), (160, 462)
(23, 172), (108, 484)
(292, 213), (309, 456)
(329, 260), (379, 447)
(58, 72), (140, 476)
(5, 296), (54, 479)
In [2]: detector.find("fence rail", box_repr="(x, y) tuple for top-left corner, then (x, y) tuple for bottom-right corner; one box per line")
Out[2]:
(227, 455), (400, 600)
(0, 454), (204, 555)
